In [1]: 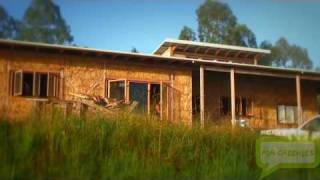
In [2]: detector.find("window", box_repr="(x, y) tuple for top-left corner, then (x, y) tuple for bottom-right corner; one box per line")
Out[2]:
(192, 95), (200, 114)
(220, 97), (231, 115)
(150, 84), (161, 115)
(240, 97), (253, 116)
(37, 73), (48, 97)
(277, 105), (297, 124)
(22, 72), (34, 96)
(107, 80), (168, 117)
(220, 97), (253, 117)
(108, 80), (126, 101)
(129, 82), (148, 112)
(12, 70), (60, 98)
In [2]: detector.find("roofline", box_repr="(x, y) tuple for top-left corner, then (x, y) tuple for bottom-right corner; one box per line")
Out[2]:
(0, 39), (160, 58)
(0, 39), (319, 78)
(153, 38), (271, 55)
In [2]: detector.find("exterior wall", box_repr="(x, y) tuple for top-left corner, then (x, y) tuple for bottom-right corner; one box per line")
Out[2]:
(0, 50), (64, 119)
(0, 51), (9, 114)
(193, 71), (320, 129)
(0, 49), (192, 125)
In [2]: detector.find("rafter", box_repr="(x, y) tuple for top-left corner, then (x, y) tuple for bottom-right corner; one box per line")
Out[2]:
(224, 50), (232, 58)
(215, 49), (221, 56)
(204, 48), (211, 55)
(183, 45), (190, 52)
(194, 46), (201, 54)
(233, 51), (242, 58)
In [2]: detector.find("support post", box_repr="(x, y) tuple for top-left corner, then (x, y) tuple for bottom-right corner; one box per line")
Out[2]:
(296, 75), (302, 124)
(200, 65), (205, 128)
(254, 55), (259, 65)
(230, 68), (236, 126)
(160, 81), (163, 121)
(170, 73), (174, 122)
(147, 84), (151, 115)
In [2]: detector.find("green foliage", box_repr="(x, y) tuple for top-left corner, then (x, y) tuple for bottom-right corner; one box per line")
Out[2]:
(0, 6), (20, 39)
(227, 24), (257, 48)
(197, 0), (237, 44)
(259, 37), (313, 69)
(196, 0), (257, 47)
(17, 0), (73, 44)
(0, 112), (260, 179)
(131, 47), (139, 53)
(178, 26), (197, 41)
(0, 112), (320, 179)
(179, 0), (313, 69)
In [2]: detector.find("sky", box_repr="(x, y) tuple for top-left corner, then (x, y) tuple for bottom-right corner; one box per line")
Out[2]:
(1, 0), (320, 66)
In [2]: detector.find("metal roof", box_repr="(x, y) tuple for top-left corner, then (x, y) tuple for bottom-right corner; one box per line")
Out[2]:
(153, 39), (271, 58)
(0, 39), (320, 80)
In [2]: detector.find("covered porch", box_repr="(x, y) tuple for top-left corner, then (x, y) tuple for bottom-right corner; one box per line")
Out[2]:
(193, 64), (320, 129)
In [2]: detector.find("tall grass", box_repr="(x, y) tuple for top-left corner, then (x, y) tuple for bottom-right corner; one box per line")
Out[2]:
(0, 112), (319, 180)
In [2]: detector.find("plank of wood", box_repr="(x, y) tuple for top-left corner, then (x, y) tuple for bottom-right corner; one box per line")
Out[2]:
(200, 65), (205, 128)
(296, 75), (302, 124)
(69, 92), (90, 99)
(230, 68), (236, 126)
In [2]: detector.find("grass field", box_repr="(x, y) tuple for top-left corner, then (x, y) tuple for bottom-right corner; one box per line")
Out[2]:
(0, 112), (319, 180)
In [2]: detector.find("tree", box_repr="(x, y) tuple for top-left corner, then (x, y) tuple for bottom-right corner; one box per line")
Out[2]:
(131, 47), (139, 53)
(227, 24), (257, 47)
(259, 37), (313, 69)
(181, 0), (312, 69)
(259, 40), (276, 66)
(289, 45), (312, 69)
(178, 26), (196, 41)
(0, 6), (20, 39)
(197, 0), (237, 44)
(196, 0), (257, 48)
(18, 0), (73, 44)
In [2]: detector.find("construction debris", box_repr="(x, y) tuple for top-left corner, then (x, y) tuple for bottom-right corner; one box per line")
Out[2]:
(69, 92), (138, 114)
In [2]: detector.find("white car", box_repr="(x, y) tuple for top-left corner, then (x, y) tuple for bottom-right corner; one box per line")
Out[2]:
(261, 115), (320, 140)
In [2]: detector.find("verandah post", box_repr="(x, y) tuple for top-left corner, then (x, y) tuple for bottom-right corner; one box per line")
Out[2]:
(296, 75), (302, 125)
(200, 65), (205, 128)
(230, 68), (236, 126)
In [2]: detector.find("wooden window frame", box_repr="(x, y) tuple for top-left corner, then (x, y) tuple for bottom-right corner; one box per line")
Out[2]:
(19, 70), (34, 97)
(47, 73), (60, 98)
(11, 70), (60, 99)
(277, 105), (298, 125)
(13, 70), (23, 96)
(128, 81), (149, 113)
(219, 96), (254, 117)
(106, 79), (171, 120)
(108, 79), (127, 102)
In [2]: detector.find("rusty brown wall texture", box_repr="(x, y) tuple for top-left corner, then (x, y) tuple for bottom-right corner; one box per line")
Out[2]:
(0, 49), (192, 125)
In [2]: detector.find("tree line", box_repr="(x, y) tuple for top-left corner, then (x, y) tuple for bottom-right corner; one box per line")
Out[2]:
(179, 0), (313, 69)
(0, 0), (315, 69)
(0, 0), (73, 45)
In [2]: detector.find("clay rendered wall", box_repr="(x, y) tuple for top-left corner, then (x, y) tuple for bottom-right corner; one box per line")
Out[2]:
(193, 71), (320, 129)
(0, 50), (9, 114)
(63, 56), (192, 125)
(0, 49), (192, 125)
(0, 50), (63, 119)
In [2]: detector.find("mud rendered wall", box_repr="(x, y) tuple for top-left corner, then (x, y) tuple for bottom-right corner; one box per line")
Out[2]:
(193, 71), (320, 129)
(0, 49), (192, 125)
(63, 56), (192, 125)
(0, 50), (64, 119)
(0, 51), (9, 114)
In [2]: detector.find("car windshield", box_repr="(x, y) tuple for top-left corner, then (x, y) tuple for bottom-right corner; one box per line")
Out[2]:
(302, 117), (320, 131)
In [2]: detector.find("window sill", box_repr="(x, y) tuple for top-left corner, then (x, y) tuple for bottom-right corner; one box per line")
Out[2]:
(26, 98), (50, 102)
(12, 96), (50, 102)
